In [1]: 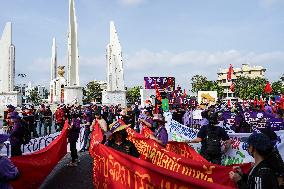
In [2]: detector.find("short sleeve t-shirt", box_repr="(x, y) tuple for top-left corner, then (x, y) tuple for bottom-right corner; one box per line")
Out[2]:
(197, 125), (230, 147)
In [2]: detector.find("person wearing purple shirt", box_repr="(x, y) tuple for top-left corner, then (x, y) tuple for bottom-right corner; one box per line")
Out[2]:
(67, 112), (81, 167)
(139, 109), (154, 132)
(0, 134), (19, 189)
(149, 114), (168, 147)
(9, 112), (25, 157)
(80, 107), (94, 152)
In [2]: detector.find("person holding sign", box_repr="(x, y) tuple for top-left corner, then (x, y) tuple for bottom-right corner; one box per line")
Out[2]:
(148, 114), (168, 147)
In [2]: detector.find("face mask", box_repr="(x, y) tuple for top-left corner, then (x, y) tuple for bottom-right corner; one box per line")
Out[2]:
(248, 147), (254, 158)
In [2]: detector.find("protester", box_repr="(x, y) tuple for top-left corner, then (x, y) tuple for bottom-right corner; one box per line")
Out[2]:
(229, 133), (279, 189)
(80, 105), (93, 152)
(9, 112), (25, 157)
(106, 106), (116, 126)
(119, 110), (131, 125)
(93, 112), (107, 133)
(22, 106), (37, 138)
(187, 112), (231, 165)
(148, 114), (168, 147)
(4, 105), (16, 134)
(199, 110), (209, 127)
(43, 105), (53, 135)
(54, 105), (65, 132)
(138, 109), (153, 132)
(67, 112), (81, 167)
(260, 127), (284, 188)
(91, 112), (108, 144)
(36, 104), (45, 136)
(0, 134), (19, 189)
(133, 102), (140, 125)
(106, 124), (140, 158)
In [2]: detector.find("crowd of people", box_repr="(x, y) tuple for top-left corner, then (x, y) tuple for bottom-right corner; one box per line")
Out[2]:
(1, 97), (284, 189)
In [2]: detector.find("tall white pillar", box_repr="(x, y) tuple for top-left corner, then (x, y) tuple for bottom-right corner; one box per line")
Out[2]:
(67, 0), (79, 87)
(0, 22), (22, 108)
(51, 37), (57, 81)
(64, 0), (83, 105)
(102, 21), (126, 107)
(106, 21), (125, 91)
(0, 22), (15, 93)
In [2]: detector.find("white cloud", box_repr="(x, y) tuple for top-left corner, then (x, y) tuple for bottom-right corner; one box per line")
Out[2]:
(117, 0), (146, 6)
(17, 50), (284, 91)
(123, 49), (284, 88)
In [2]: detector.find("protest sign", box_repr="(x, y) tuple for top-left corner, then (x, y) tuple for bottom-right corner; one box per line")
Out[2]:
(144, 77), (175, 91)
(165, 113), (284, 165)
(1, 125), (85, 157)
(162, 99), (169, 112)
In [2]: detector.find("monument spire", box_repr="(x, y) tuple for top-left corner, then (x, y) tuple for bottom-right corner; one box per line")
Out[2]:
(102, 21), (126, 107)
(64, 0), (83, 105)
(51, 37), (57, 81)
(107, 21), (125, 91)
(67, 0), (79, 86)
(0, 22), (15, 92)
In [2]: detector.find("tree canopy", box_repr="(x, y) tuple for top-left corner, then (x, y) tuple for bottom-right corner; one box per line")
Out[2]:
(27, 88), (42, 105)
(126, 86), (142, 103)
(191, 75), (223, 97)
(234, 76), (267, 99)
(83, 81), (103, 104)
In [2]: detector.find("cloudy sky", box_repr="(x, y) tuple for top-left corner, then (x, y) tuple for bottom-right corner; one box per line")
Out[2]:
(0, 0), (284, 90)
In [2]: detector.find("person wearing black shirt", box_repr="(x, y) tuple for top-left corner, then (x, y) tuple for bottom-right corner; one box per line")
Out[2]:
(43, 106), (52, 135)
(106, 126), (139, 158)
(187, 112), (231, 165)
(229, 133), (279, 189)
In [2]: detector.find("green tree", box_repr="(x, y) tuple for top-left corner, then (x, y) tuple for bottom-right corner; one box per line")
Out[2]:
(234, 76), (267, 99)
(209, 80), (224, 98)
(271, 81), (284, 95)
(27, 88), (42, 105)
(191, 75), (208, 93)
(191, 75), (223, 98)
(126, 86), (142, 103)
(83, 81), (103, 104)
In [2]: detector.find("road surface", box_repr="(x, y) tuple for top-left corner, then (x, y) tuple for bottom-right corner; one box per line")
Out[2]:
(40, 151), (94, 189)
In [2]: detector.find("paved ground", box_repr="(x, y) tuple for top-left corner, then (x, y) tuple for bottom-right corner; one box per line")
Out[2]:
(40, 151), (94, 189)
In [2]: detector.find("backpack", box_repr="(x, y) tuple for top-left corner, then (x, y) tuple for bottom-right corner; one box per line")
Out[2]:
(205, 126), (221, 156)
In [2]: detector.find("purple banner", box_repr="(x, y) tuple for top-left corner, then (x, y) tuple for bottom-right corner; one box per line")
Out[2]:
(242, 111), (273, 131)
(144, 77), (175, 91)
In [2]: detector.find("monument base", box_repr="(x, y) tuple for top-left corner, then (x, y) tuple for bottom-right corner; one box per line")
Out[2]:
(0, 91), (22, 108)
(64, 86), (83, 105)
(102, 91), (127, 108)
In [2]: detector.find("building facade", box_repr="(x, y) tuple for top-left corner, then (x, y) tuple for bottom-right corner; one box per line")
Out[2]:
(217, 64), (266, 99)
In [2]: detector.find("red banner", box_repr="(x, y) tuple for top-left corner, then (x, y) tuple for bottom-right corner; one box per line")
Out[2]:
(140, 124), (153, 138)
(90, 125), (251, 188)
(11, 122), (68, 189)
(92, 143), (232, 189)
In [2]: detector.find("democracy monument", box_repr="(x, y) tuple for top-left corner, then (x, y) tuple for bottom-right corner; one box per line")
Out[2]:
(0, 22), (22, 109)
(0, 0), (127, 107)
(102, 21), (127, 108)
